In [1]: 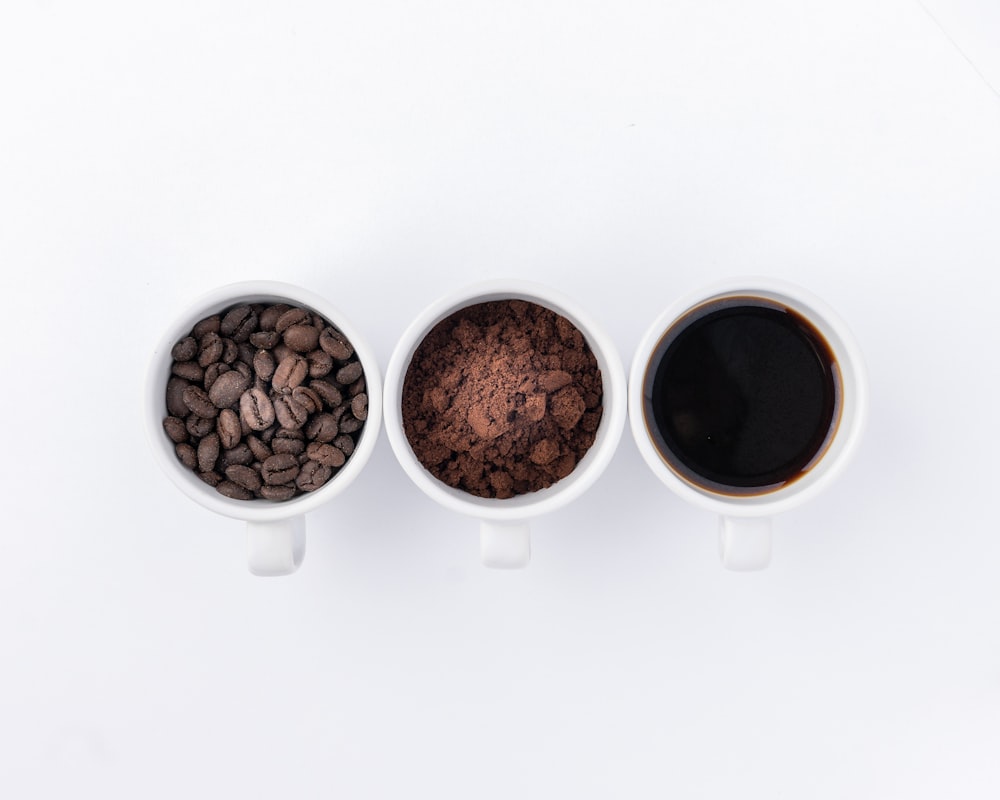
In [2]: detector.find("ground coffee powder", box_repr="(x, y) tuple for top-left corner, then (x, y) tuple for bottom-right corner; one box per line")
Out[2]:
(401, 299), (603, 499)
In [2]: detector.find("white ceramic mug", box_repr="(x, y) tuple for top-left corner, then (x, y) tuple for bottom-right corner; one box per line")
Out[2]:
(143, 280), (382, 576)
(384, 279), (627, 569)
(628, 277), (868, 571)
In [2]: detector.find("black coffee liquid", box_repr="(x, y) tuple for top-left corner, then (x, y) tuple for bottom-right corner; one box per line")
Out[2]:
(645, 297), (840, 495)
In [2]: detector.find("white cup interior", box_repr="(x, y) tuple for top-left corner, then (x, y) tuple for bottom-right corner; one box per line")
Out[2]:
(383, 280), (627, 522)
(628, 278), (868, 518)
(144, 280), (383, 523)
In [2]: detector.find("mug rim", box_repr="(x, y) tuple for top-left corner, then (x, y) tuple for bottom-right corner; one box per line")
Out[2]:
(627, 276), (869, 517)
(143, 279), (383, 523)
(383, 278), (627, 521)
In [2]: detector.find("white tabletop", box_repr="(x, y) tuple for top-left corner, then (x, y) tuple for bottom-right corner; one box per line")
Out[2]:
(3, 1), (999, 797)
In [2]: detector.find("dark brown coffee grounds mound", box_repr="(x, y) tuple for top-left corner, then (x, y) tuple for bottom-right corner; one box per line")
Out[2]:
(401, 299), (603, 499)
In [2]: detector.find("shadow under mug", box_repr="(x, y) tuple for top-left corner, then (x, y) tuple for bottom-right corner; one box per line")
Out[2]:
(143, 280), (382, 576)
(383, 279), (627, 569)
(628, 277), (868, 570)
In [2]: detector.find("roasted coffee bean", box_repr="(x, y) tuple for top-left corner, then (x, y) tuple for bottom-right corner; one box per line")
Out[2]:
(249, 330), (280, 349)
(259, 304), (291, 331)
(261, 453), (300, 486)
(333, 434), (355, 457)
(305, 412), (339, 443)
(225, 464), (262, 492)
(172, 361), (204, 382)
(192, 315), (221, 338)
(277, 426), (304, 441)
(221, 443), (253, 468)
(283, 324), (320, 353)
(231, 361), (252, 383)
(335, 361), (363, 386)
(163, 416), (188, 444)
(305, 349), (333, 378)
(274, 395), (310, 429)
(197, 433), (220, 472)
(351, 393), (368, 421)
(164, 301), (367, 502)
(239, 387), (275, 430)
(296, 460), (332, 492)
(259, 424), (277, 443)
(272, 343), (294, 364)
(291, 385), (322, 415)
(259, 484), (296, 501)
(272, 435), (306, 456)
(215, 411), (240, 451)
(307, 442), (346, 468)
(185, 414), (215, 439)
(253, 349), (276, 381)
(220, 304), (257, 342)
(310, 380), (342, 408)
(246, 435), (271, 462)
(198, 332), (223, 368)
(203, 362), (230, 392)
(272, 355), (308, 392)
(175, 443), (197, 469)
(182, 385), (218, 418)
(217, 480), (253, 500)
(347, 376), (366, 397)
(198, 470), (222, 487)
(171, 337), (197, 362)
(208, 370), (250, 408)
(221, 338), (239, 364)
(166, 377), (191, 417)
(339, 415), (363, 434)
(319, 327), (353, 360)
(272, 427), (305, 448)
(166, 384), (191, 417)
(275, 307), (310, 333)
(237, 342), (255, 366)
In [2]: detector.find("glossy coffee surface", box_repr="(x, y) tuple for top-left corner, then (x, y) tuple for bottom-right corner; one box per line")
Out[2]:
(644, 296), (840, 495)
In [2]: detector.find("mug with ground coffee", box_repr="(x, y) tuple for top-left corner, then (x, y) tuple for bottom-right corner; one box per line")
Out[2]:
(144, 281), (382, 576)
(384, 280), (627, 569)
(629, 278), (868, 570)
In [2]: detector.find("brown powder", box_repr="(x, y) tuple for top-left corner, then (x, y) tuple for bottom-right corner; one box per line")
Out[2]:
(401, 299), (604, 498)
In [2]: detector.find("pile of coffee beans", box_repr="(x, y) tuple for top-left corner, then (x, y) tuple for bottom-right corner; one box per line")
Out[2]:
(163, 302), (367, 501)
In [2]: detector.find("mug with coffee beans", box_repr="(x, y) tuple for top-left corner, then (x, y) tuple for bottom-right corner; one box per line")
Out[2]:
(628, 278), (868, 570)
(383, 279), (627, 569)
(144, 281), (382, 576)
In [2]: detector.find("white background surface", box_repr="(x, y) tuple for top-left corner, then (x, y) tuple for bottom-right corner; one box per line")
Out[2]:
(2, 1), (1000, 797)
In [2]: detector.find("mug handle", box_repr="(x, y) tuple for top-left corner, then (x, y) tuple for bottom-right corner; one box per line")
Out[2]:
(247, 516), (306, 576)
(719, 516), (771, 571)
(480, 520), (531, 569)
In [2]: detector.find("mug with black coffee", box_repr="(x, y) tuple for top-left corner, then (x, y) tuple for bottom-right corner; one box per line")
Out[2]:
(629, 278), (868, 570)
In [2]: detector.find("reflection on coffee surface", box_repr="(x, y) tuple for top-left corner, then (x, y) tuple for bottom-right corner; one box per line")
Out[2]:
(644, 296), (840, 496)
